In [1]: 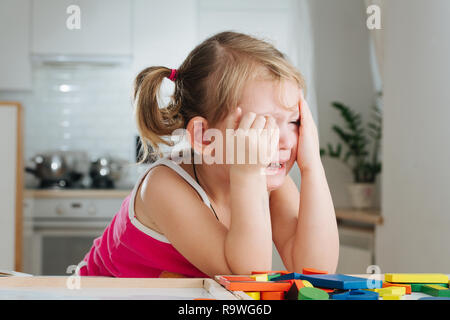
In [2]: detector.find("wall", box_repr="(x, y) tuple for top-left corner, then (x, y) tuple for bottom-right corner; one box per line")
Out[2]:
(309, 0), (378, 208)
(376, 0), (450, 272)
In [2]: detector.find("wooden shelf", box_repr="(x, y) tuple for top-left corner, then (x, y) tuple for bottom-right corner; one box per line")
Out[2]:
(335, 208), (383, 226)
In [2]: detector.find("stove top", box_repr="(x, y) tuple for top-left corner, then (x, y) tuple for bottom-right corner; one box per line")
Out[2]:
(38, 179), (85, 189)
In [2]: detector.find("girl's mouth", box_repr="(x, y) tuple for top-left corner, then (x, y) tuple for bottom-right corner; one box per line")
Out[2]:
(265, 161), (286, 174)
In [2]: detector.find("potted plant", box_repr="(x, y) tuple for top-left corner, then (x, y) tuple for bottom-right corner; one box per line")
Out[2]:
(320, 100), (382, 209)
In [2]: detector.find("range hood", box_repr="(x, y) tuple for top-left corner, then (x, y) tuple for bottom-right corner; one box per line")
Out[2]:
(31, 54), (132, 66)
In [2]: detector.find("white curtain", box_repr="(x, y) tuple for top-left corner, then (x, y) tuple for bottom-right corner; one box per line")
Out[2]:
(289, 0), (318, 124)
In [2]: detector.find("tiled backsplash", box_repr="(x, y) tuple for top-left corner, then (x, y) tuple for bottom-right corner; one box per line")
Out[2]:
(30, 64), (136, 160)
(0, 63), (160, 188)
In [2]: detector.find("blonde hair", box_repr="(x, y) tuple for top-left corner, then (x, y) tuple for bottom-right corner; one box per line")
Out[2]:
(133, 31), (305, 162)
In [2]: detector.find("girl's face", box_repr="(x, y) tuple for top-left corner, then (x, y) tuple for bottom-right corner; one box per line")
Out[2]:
(217, 78), (301, 191)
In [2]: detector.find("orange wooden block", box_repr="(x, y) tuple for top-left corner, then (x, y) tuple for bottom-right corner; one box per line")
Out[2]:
(288, 279), (305, 288)
(383, 282), (412, 294)
(222, 276), (255, 282)
(302, 268), (328, 275)
(261, 291), (285, 300)
(252, 270), (289, 275)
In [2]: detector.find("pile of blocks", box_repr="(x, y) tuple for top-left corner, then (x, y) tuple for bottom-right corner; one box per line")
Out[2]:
(215, 269), (450, 300)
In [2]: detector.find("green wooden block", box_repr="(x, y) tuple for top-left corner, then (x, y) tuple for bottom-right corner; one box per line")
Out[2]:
(421, 285), (450, 297)
(298, 287), (329, 300)
(410, 283), (448, 292)
(268, 273), (281, 281)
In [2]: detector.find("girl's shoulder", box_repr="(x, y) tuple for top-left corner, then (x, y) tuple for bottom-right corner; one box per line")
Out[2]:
(137, 160), (205, 215)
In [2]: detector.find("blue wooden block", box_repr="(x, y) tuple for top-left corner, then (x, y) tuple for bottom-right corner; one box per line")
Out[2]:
(298, 274), (382, 290)
(270, 273), (303, 281)
(418, 297), (450, 300)
(330, 289), (379, 300)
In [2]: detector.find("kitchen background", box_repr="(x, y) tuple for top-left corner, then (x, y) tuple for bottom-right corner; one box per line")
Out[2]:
(1, 0), (450, 276)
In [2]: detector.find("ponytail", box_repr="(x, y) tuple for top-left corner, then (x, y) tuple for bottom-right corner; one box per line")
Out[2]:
(133, 66), (184, 163)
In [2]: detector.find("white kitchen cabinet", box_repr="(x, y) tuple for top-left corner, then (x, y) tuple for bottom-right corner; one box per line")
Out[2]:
(132, 0), (197, 75)
(337, 226), (374, 274)
(23, 194), (123, 275)
(31, 0), (132, 56)
(0, 0), (32, 90)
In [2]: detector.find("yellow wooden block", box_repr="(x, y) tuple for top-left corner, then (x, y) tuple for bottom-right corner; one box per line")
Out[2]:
(385, 273), (448, 284)
(426, 284), (449, 291)
(302, 280), (313, 288)
(383, 294), (402, 300)
(245, 292), (260, 300)
(366, 287), (406, 296)
(250, 274), (268, 282)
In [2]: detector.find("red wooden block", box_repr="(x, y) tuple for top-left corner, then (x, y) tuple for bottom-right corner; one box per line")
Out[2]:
(261, 291), (284, 300)
(302, 268), (328, 275)
(317, 287), (334, 293)
(224, 280), (292, 292)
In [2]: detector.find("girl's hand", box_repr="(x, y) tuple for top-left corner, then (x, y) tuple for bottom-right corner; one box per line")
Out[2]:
(225, 107), (279, 174)
(297, 95), (322, 173)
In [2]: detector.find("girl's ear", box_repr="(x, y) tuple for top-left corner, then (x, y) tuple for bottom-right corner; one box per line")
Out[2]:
(186, 116), (210, 155)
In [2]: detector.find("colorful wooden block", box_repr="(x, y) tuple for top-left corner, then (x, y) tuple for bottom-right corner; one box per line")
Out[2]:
(382, 294), (402, 300)
(221, 276), (255, 282)
(410, 282), (448, 292)
(302, 267), (328, 275)
(302, 280), (313, 287)
(382, 282), (412, 294)
(285, 280), (304, 300)
(298, 287), (329, 300)
(268, 273), (281, 281)
(366, 287), (406, 297)
(385, 273), (448, 284)
(250, 274), (268, 282)
(261, 291), (284, 300)
(270, 272), (303, 281)
(421, 284), (450, 297)
(223, 280), (292, 292)
(317, 287), (334, 293)
(245, 292), (260, 300)
(298, 274), (382, 290)
(251, 270), (289, 275)
(330, 289), (379, 300)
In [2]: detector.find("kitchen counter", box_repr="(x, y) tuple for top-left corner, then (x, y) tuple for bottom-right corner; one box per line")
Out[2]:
(24, 189), (132, 199)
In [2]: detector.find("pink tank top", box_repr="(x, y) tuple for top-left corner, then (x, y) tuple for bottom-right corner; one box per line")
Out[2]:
(78, 157), (215, 278)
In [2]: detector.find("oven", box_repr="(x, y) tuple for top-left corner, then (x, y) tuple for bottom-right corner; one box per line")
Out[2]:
(24, 196), (123, 275)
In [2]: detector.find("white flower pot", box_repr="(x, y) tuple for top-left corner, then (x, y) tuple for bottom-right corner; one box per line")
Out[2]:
(348, 183), (375, 209)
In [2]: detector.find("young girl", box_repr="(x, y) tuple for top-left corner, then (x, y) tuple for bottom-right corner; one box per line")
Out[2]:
(79, 31), (339, 278)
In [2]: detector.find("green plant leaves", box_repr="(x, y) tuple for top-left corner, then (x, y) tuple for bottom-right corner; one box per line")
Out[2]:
(320, 101), (382, 183)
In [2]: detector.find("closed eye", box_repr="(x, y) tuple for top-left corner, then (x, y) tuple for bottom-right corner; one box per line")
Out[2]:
(289, 119), (300, 126)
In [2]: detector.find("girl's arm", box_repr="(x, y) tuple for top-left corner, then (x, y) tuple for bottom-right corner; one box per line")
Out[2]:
(224, 167), (273, 274)
(144, 111), (278, 277)
(270, 97), (339, 273)
(223, 110), (279, 274)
